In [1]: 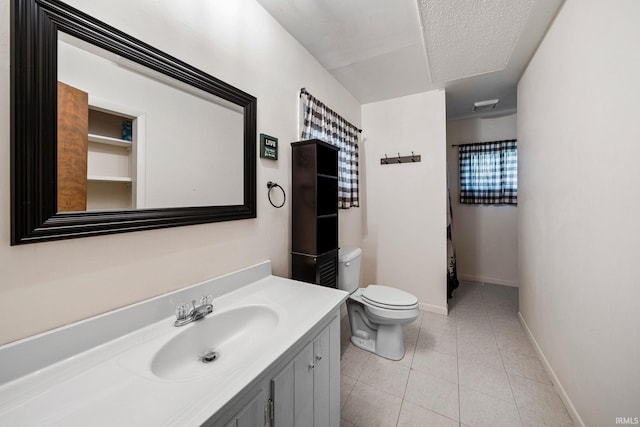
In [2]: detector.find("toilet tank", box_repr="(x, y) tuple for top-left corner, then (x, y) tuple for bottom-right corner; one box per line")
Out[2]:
(338, 247), (362, 293)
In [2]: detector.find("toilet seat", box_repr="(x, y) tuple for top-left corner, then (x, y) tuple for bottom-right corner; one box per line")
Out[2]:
(361, 285), (419, 311)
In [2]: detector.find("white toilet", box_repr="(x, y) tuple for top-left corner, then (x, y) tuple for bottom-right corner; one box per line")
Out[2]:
(338, 247), (420, 360)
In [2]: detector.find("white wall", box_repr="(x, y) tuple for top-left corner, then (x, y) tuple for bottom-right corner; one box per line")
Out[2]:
(446, 114), (519, 287)
(361, 91), (448, 314)
(0, 0), (362, 345)
(518, 1), (640, 425)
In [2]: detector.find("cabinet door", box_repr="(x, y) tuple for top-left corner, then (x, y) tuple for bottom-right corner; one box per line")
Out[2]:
(317, 251), (338, 289)
(294, 341), (314, 426)
(269, 317), (339, 427)
(291, 251), (338, 289)
(235, 389), (266, 427)
(271, 361), (294, 427)
(57, 81), (88, 212)
(313, 327), (331, 427)
(328, 316), (341, 427)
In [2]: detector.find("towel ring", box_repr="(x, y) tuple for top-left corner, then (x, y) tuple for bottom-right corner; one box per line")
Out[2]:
(267, 181), (286, 208)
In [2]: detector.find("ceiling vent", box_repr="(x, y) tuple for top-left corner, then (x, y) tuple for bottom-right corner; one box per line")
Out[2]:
(473, 98), (500, 112)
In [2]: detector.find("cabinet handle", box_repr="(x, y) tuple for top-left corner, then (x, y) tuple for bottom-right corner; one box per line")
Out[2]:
(316, 354), (322, 361)
(309, 362), (315, 369)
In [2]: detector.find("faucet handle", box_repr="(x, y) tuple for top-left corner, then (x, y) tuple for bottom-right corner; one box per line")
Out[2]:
(175, 303), (189, 320)
(200, 294), (213, 306)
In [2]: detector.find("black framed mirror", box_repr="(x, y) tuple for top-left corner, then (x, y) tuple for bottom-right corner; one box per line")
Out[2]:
(11, 0), (257, 245)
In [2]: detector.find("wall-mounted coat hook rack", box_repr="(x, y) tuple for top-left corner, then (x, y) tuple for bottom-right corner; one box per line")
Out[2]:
(380, 152), (421, 165)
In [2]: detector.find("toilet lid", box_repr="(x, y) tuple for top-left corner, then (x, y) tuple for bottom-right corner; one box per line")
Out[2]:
(362, 285), (418, 309)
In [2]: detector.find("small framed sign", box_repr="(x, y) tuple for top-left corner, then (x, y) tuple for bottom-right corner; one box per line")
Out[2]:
(260, 133), (278, 160)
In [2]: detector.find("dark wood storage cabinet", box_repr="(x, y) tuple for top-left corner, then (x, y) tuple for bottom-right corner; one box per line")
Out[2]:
(291, 139), (339, 288)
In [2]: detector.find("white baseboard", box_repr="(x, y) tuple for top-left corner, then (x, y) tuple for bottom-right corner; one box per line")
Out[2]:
(419, 302), (448, 316)
(458, 273), (519, 288)
(518, 312), (586, 427)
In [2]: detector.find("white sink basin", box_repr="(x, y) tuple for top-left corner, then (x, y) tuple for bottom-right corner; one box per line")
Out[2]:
(150, 305), (279, 381)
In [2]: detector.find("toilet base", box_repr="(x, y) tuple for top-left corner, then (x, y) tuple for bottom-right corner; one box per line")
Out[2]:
(375, 323), (405, 360)
(350, 334), (376, 355)
(347, 300), (408, 361)
(350, 323), (406, 360)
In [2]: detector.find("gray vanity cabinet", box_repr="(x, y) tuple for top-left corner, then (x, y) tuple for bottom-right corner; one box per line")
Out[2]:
(293, 342), (314, 423)
(271, 361), (295, 426)
(215, 313), (340, 427)
(224, 389), (267, 427)
(312, 327), (331, 426)
(270, 319), (337, 427)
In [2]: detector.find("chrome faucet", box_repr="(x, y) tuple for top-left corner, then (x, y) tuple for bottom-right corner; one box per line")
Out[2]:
(174, 295), (213, 327)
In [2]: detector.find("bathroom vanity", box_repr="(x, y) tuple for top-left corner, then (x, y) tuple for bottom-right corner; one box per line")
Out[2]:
(0, 262), (347, 426)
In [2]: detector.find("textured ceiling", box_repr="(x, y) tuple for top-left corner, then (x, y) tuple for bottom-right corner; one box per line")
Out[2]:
(255, 0), (564, 120)
(418, 0), (533, 83)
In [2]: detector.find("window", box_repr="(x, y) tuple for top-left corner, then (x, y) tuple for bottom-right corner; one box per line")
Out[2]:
(300, 90), (359, 208)
(459, 140), (517, 205)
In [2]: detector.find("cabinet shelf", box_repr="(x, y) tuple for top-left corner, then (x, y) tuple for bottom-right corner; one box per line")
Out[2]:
(86, 107), (135, 210)
(87, 175), (132, 183)
(88, 133), (132, 148)
(318, 213), (337, 219)
(317, 173), (338, 180)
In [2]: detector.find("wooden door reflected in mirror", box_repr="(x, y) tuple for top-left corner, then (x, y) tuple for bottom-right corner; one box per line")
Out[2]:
(57, 82), (89, 212)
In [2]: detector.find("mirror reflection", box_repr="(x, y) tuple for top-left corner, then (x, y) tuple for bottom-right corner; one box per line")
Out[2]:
(57, 33), (244, 213)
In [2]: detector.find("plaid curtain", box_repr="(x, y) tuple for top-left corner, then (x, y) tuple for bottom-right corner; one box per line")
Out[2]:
(301, 92), (359, 208)
(459, 140), (517, 205)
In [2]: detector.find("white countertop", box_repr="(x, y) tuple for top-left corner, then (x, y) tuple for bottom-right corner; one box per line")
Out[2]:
(0, 274), (347, 426)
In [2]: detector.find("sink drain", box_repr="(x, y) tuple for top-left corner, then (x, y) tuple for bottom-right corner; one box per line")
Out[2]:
(200, 349), (219, 363)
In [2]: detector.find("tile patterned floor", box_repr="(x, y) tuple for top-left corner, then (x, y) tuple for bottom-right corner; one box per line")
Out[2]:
(339, 282), (574, 427)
